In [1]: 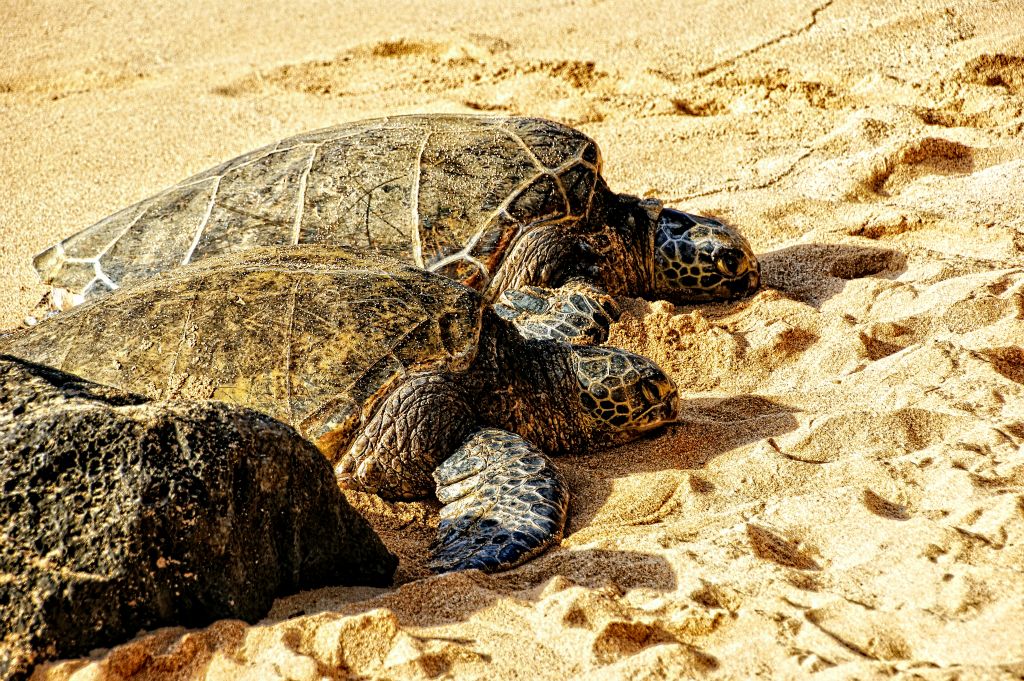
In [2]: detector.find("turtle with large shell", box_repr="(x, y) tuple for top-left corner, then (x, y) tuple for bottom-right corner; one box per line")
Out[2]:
(33, 115), (760, 342)
(3, 245), (679, 573)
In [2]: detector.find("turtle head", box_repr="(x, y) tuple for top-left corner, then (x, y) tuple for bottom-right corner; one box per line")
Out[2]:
(568, 345), (679, 442)
(651, 207), (760, 301)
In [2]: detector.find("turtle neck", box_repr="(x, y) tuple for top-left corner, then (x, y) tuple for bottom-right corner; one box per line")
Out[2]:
(467, 308), (590, 456)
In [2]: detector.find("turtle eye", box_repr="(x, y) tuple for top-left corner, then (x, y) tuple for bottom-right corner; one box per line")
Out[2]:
(714, 251), (741, 277)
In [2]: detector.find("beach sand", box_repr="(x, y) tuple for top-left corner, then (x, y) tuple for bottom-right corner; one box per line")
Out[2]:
(3, 0), (1023, 678)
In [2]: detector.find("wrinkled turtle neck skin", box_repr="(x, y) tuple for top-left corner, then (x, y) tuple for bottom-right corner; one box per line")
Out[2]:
(463, 308), (592, 456)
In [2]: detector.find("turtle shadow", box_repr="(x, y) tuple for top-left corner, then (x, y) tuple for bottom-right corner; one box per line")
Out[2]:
(755, 242), (908, 309)
(561, 394), (799, 532)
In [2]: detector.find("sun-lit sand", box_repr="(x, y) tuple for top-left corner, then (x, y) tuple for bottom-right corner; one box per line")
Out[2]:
(3, 0), (1023, 678)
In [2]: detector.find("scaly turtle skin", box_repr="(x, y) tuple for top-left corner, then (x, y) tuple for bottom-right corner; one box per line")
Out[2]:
(4, 246), (679, 573)
(32, 115), (759, 341)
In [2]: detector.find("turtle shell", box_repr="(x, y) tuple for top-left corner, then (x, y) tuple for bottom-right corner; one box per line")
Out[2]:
(34, 115), (603, 301)
(6, 246), (483, 461)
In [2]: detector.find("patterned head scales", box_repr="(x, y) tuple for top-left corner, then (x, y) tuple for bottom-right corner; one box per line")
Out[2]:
(569, 346), (679, 439)
(652, 208), (760, 301)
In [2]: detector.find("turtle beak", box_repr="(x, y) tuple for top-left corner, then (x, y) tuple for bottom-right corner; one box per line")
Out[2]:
(724, 264), (761, 298)
(639, 390), (680, 430)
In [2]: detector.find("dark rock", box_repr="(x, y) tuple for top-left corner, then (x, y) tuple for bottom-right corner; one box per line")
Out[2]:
(0, 356), (396, 680)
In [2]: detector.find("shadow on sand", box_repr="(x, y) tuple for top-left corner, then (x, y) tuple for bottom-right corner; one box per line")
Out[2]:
(756, 242), (907, 308)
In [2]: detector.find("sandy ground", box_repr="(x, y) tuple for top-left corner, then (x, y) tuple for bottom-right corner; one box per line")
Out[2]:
(3, 0), (1024, 678)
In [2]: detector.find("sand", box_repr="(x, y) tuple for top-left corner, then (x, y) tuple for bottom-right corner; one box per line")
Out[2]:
(3, 0), (1023, 678)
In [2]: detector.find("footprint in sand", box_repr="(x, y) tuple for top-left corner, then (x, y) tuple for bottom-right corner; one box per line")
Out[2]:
(978, 346), (1024, 385)
(535, 580), (718, 669)
(863, 137), (976, 197)
(911, 52), (1024, 128)
(857, 321), (913, 361)
(801, 134), (981, 202)
(212, 38), (469, 98)
(214, 36), (614, 123)
(0, 65), (149, 100)
(804, 601), (913, 661)
(759, 243), (905, 305)
(745, 523), (820, 571)
(671, 67), (850, 119)
(776, 408), (975, 464)
(590, 620), (677, 664)
(954, 53), (1024, 94)
(862, 488), (911, 520)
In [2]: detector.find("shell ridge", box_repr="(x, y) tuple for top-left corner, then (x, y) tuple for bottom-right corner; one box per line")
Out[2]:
(428, 247), (489, 281)
(44, 197), (153, 293)
(552, 150), (590, 175)
(548, 168), (571, 216)
(502, 128), (549, 173)
(583, 172), (598, 220)
(478, 145), (586, 242)
(92, 262), (118, 291)
(291, 143), (321, 244)
(545, 152), (592, 216)
(478, 172), (542, 237)
(75, 201), (150, 264)
(572, 141), (601, 215)
(96, 206), (149, 263)
(316, 172), (409, 249)
(410, 131), (432, 267)
(181, 175), (223, 265)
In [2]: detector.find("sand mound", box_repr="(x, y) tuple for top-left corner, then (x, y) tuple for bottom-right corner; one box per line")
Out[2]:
(2, 0), (1022, 678)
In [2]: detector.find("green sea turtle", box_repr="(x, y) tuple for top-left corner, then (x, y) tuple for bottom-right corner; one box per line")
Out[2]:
(32, 115), (760, 342)
(3, 246), (679, 572)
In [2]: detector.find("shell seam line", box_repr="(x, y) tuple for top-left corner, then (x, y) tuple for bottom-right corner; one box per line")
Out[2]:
(410, 132), (432, 268)
(181, 175), (223, 265)
(292, 143), (320, 244)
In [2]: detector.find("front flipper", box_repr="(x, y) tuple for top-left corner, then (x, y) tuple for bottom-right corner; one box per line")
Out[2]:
(335, 374), (475, 500)
(429, 428), (569, 573)
(493, 282), (621, 345)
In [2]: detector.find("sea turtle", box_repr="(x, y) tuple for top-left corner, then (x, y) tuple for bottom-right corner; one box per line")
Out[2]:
(32, 115), (760, 342)
(3, 245), (679, 573)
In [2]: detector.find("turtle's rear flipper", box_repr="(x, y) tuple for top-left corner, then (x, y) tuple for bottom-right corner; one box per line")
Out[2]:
(429, 428), (569, 573)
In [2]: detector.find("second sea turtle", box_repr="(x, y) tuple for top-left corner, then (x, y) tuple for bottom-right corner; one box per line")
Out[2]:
(4, 245), (680, 572)
(33, 115), (760, 336)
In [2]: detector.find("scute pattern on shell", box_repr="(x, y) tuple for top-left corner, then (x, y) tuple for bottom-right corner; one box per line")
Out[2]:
(34, 115), (602, 300)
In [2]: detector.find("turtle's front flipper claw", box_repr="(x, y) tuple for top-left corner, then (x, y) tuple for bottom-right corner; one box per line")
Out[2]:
(494, 283), (620, 345)
(428, 429), (569, 573)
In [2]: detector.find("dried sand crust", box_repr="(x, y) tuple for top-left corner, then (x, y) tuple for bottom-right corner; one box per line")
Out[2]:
(2, 0), (1023, 678)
